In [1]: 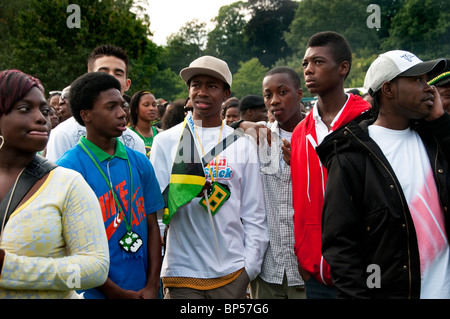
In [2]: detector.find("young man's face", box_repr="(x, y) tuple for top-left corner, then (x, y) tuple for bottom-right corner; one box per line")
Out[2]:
(390, 74), (436, 120)
(302, 45), (346, 95)
(262, 73), (302, 125)
(82, 88), (127, 139)
(91, 56), (131, 94)
(189, 75), (230, 124)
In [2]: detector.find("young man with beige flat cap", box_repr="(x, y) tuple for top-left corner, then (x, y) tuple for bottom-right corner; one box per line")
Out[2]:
(150, 56), (268, 299)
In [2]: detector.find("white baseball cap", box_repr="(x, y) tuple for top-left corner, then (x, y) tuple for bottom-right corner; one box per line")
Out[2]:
(364, 50), (446, 96)
(180, 56), (232, 88)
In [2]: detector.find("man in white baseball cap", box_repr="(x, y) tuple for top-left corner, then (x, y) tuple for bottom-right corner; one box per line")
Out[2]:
(316, 50), (450, 298)
(364, 50), (445, 96)
(150, 56), (268, 299)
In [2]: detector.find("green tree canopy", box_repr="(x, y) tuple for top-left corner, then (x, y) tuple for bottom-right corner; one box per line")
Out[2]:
(285, 0), (382, 59)
(205, 1), (250, 74)
(2, 0), (448, 104)
(381, 0), (450, 59)
(164, 20), (208, 74)
(245, 0), (299, 67)
(232, 58), (269, 98)
(0, 0), (159, 95)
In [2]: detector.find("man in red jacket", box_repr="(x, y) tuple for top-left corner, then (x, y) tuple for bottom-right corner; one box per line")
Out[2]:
(290, 31), (371, 298)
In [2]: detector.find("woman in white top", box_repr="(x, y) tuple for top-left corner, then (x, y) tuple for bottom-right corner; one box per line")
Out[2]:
(0, 69), (109, 299)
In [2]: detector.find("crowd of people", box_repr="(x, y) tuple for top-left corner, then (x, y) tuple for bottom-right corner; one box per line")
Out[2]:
(0, 30), (449, 299)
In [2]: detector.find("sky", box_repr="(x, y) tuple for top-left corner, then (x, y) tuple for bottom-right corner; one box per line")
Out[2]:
(145, 0), (243, 46)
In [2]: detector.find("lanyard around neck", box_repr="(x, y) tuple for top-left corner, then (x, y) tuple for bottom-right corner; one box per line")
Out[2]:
(193, 123), (224, 182)
(79, 140), (134, 232)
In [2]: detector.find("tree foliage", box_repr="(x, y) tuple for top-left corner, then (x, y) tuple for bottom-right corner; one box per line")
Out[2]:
(164, 20), (208, 74)
(205, 1), (250, 73)
(381, 0), (450, 59)
(232, 58), (269, 98)
(0, 0), (158, 95)
(286, 0), (381, 58)
(245, 0), (299, 67)
(283, 0), (449, 91)
(1, 0), (448, 103)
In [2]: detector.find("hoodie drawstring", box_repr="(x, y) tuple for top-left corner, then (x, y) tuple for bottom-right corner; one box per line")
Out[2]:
(306, 134), (326, 202)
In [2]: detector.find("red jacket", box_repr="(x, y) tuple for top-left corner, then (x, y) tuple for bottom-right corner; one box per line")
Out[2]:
(291, 94), (371, 286)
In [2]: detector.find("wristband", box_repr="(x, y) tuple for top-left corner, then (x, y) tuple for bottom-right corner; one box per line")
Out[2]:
(229, 119), (244, 129)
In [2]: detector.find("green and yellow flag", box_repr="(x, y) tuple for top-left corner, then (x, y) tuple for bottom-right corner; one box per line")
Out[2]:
(162, 113), (205, 224)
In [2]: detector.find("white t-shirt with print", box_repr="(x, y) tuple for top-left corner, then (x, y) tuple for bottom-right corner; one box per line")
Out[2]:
(150, 122), (268, 281)
(369, 125), (450, 299)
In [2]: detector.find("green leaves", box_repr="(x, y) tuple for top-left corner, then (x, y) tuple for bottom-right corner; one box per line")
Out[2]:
(1, 0), (448, 103)
(285, 0), (449, 90)
(1, 0), (155, 95)
(232, 58), (268, 98)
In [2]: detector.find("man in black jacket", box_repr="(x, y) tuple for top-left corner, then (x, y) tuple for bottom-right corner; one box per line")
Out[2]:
(317, 50), (449, 298)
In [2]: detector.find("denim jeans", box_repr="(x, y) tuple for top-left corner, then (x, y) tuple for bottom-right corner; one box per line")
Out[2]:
(305, 276), (337, 299)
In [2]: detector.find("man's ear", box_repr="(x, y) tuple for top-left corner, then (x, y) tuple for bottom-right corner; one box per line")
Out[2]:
(80, 109), (90, 124)
(380, 81), (396, 99)
(223, 89), (231, 102)
(124, 78), (131, 93)
(339, 61), (350, 78)
(297, 87), (303, 101)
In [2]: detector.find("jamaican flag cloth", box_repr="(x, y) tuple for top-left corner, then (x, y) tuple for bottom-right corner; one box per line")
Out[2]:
(162, 113), (206, 224)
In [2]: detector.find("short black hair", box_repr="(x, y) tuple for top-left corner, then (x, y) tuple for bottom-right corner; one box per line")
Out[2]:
(371, 90), (381, 119)
(69, 72), (121, 126)
(307, 31), (352, 79)
(87, 44), (129, 76)
(264, 67), (302, 89)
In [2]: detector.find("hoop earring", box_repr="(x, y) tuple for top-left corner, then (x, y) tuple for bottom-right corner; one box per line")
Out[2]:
(0, 135), (4, 150)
